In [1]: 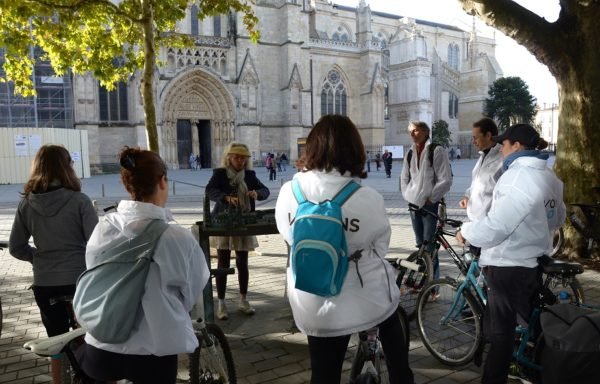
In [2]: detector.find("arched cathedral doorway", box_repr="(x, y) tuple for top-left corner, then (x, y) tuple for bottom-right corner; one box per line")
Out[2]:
(160, 68), (235, 169)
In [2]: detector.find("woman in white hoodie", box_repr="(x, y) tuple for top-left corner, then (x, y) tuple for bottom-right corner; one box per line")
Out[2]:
(275, 115), (413, 384)
(457, 124), (565, 384)
(77, 147), (209, 383)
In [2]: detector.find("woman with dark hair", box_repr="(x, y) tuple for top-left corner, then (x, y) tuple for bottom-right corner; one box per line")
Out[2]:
(457, 124), (565, 384)
(275, 115), (414, 384)
(77, 146), (209, 384)
(9, 145), (98, 384)
(206, 142), (270, 320)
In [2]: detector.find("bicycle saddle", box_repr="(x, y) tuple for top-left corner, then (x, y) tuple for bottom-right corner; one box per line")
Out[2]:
(538, 255), (584, 277)
(23, 327), (86, 356)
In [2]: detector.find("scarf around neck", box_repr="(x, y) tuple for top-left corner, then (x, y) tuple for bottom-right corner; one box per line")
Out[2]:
(226, 167), (250, 211)
(502, 149), (549, 171)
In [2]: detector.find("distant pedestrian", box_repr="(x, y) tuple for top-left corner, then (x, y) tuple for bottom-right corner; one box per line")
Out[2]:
(276, 153), (283, 172)
(280, 153), (288, 171)
(366, 151), (372, 172)
(195, 153), (201, 170)
(383, 150), (393, 178)
(375, 152), (381, 171)
(269, 153), (277, 181)
(456, 147), (462, 160)
(449, 147), (456, 161)
(189, 153), (196, 170)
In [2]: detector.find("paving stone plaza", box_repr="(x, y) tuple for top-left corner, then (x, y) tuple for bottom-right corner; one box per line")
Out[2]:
(1, 158), (598, 383)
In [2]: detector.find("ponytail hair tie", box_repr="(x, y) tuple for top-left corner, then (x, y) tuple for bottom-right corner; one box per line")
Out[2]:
(120, 154), (136, 170)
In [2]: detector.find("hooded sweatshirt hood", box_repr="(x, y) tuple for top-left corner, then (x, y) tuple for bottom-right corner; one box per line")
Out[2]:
(27, 188), (76, 217)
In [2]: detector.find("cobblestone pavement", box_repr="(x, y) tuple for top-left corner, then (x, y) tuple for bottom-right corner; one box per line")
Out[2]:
(1, 158), (598, 383)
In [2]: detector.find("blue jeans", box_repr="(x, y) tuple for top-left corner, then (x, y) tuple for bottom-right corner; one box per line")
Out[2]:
(410, 202), (440, 279)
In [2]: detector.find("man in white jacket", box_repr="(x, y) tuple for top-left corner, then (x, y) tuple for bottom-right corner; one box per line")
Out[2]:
(401, 121), (452, 274)
(457, 124), (565, 384)
(459, 118), (503, 255)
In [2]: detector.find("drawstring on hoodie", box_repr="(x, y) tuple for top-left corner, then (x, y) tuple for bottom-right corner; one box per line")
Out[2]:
(349, 249), (364, 288)
(349, 249), (394, 303)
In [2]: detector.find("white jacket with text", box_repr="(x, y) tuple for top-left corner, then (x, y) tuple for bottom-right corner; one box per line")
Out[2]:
(461, 156), (565, 268)
(275, 171), (400, 337)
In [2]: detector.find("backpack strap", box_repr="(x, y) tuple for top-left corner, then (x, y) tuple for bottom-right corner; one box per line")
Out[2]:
(428, 143), (439, 167)
(291, 179), (307, 204)
(331, 180), (361, 206)
(101, 219), (169, 263)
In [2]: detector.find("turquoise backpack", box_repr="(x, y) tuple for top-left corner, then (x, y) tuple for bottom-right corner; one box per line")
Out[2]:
(291, 179), (361, 297)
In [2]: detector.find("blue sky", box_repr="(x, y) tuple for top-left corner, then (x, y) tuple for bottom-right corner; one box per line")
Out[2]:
(333, 0), (560, 105)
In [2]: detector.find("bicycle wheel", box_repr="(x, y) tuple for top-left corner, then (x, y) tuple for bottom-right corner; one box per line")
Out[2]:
(396, 305), (410, 351)
(416, 278), (483, 366)
(549, 227), (564, 257)
(60, 357), (73, 384)
(349, 339), (383, 384)
(189, 323), (236, 384)
(396, 249), (434, 321)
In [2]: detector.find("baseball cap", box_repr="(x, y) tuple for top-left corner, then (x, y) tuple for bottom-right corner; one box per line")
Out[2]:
(492, 124), (540, 147)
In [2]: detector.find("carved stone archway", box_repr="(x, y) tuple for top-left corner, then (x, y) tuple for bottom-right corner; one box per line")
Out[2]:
(160, 68), (235, 168)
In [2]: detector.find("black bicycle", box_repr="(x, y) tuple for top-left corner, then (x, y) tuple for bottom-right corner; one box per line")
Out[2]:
(349, 306), (410, 384)
(553, 186), (599, 258)
(391, 203), (459, 320)
(24, 268), (237, 384)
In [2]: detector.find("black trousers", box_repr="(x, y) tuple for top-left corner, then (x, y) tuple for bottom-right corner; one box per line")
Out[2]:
(482, 266), (538, 384)
(307, 310), (414, 384)
(32, 284), (76, 337)
(77, 343), (177, 384)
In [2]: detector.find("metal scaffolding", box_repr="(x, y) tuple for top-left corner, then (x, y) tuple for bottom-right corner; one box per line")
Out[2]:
(0, 47), (74, 129)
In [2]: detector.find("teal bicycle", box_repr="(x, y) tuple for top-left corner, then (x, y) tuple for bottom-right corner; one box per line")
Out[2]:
(415, 252), (584, 373)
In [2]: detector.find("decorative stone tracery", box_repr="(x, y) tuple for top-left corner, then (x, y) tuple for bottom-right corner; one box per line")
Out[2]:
(160, 68), (235, 168)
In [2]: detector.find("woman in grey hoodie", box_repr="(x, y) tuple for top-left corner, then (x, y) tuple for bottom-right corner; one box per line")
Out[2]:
(9, 145), (98, 384)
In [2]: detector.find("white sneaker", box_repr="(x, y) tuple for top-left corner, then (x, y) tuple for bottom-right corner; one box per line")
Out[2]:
(238, 299), (256, 315)
(217, 302), (228, 320)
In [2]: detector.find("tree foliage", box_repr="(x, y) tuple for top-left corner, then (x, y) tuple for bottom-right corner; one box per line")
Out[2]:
(459, 0), (600, 259)
(484, 76), (536, 132)
(0, 0), (260, 152)
(432, 119), (452, 147)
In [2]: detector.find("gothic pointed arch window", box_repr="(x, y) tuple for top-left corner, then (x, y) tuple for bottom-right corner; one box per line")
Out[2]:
(190, 5), (199, 35)
(331, 26), (350, 42)
(448, 43), (460, 70)
(384, 83), (389, 120)
(98, 59), (128, 122)
(321, 69), (347, 116)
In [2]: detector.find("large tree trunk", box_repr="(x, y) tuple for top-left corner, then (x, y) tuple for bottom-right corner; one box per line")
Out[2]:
(141, 0), (159, 152)
(459, 0), (600, 259)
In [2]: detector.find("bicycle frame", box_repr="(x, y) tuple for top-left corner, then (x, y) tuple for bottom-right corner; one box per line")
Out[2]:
(442, 259), (487, 327)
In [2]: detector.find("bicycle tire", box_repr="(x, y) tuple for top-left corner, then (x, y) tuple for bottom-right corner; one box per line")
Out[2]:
(549, 227), (564, 257)
(396, 305), (410, 352)
(349, 340), (384, 384)
(189, 323), (236, 384)
(396, 249), (434, 321)
(416, 278), (483, 366)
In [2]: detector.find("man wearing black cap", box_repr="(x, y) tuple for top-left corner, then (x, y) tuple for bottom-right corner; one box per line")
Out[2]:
(456, 123), (565, 384)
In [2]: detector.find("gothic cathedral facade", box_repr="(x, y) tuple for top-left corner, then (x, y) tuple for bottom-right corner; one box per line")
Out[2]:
(72, 0), (501, 172)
